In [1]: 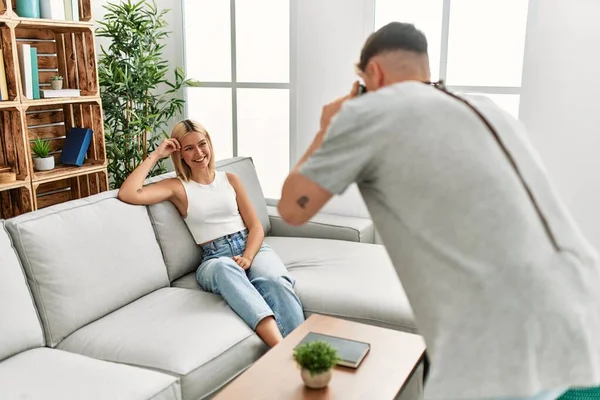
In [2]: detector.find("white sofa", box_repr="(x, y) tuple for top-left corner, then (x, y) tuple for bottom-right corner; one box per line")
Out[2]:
(0, 157), (419, 399)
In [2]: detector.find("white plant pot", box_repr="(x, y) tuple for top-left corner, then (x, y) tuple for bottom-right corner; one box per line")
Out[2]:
(51, 80), (63, 90)
(34, 156), (55, 171)
(301, 368), (332, 389)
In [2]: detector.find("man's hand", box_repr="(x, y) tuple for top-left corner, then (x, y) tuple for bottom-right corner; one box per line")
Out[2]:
(320, 81), (360, 132)
(233, 255), (252, 270)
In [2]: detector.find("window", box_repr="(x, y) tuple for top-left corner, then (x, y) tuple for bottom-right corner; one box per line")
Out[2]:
(182, 0), (290, 199)
(374, 0), (529, 120)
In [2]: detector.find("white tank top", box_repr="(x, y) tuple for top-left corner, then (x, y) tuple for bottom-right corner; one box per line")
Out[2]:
(178, 171), (246, 245)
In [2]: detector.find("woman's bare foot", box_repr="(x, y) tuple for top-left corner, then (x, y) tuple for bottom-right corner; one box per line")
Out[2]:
(256, 316), (283, 347)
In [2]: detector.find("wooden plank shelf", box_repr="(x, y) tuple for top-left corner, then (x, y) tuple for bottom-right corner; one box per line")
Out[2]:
(0, 177), (28, 191)
(0, 100), (19, 108)
(15, 25), (99, 97)
(32, 161), (105, 183)
(0, 0), (107, 217)
(21, 95), (101, 108)
(33, 168), (107, 210)
(14, 18), (93, 31)
(0, 184), (32, 218)
(0, 107), (30, 189)
(26, 101), (106, 182)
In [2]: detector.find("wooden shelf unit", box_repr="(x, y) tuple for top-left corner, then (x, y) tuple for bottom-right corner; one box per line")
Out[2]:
(0, 0), (107, 217)
(0, 183), (32, 218)
(33, 168), (106, 210)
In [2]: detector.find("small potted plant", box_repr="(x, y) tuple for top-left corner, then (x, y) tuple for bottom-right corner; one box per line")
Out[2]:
(50, 75), (63, 90)
(31, 139), (54, 171)
(293, 340), (340, 389)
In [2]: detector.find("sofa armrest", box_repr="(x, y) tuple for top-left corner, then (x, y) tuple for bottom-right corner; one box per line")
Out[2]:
(267, 206), (375, 243)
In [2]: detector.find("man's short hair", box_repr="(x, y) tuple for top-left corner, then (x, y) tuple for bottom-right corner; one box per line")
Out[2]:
(357, 22), (428, 72)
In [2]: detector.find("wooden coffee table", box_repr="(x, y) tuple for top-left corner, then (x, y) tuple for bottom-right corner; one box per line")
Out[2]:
(214, 314), (426, 399)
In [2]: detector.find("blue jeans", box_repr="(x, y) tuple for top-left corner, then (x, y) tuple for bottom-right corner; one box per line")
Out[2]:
(196, 229), (305, 336)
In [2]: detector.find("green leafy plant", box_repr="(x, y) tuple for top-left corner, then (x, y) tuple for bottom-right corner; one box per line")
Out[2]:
(96, 0), (199, 189)
(31, 139), (51, 158)
(50, 76), (63, 81)
(293, 341), (340, 376)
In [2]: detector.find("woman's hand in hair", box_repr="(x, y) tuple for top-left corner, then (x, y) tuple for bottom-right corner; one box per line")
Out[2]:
(154, 138), (181, 159)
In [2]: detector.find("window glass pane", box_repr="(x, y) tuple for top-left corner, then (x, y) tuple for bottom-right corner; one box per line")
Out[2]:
(235, 0), (289, 83)
(185, 88), (233, 161)
(374, 0), (443, 81)
(446, 0), (529, 86)
(461, 93), (521, 120)
(237, 89), (289, 199)
(183, 0), (231, 82)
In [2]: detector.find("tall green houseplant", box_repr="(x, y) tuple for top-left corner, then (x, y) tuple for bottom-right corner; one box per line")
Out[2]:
(96, 0), (198, 189)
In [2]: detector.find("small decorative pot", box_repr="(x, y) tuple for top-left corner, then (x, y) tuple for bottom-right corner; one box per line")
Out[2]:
(301, 368), (332, 389)
(34, 156), (54, 171)
(51, 79), (63, 90)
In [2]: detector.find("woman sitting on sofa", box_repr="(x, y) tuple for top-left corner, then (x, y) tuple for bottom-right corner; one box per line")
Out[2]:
(117, 119), (305, 347)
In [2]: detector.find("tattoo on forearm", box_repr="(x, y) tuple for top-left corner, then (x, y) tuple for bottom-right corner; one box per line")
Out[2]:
(297, 196), (309, 209)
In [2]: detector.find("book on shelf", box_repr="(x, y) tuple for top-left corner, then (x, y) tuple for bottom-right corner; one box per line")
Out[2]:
(40, 88), (81, 98)
(294, 332), (371, 369)
(60, 127), (92, 167)
(40, 0), (65, 20)
(17, 43), (33, 99)
(0, 47), (8, 101)
(39, 0), (79, 21)
(30, 47), (40, 99)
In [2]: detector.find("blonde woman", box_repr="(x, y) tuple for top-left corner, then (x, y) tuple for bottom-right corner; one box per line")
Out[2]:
(118, 119), (305, 347)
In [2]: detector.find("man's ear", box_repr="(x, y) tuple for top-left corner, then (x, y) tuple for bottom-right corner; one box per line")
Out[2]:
(372, 61), (385, 88)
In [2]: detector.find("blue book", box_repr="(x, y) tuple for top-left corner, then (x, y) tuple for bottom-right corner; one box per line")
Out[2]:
(30, 47), (40, 99)
(60, 128), (92, 166)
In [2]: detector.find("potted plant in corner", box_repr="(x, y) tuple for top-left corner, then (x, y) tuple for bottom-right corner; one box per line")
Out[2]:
(293, 340), (340, 389)
(31, 139), (54, 171)
(96, 0), (199, 189)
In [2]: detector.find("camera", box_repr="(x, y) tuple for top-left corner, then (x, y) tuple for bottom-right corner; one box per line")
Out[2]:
(357, 84), (367, 95)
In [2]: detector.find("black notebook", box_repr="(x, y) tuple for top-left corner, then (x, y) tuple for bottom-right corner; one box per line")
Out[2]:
(294, 332), (371, 369)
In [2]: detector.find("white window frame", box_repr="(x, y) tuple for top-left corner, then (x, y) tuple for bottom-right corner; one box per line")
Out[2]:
(372, 0), (526, 116)
(437, 0), (523, 100)
(180, 0), (296, 179)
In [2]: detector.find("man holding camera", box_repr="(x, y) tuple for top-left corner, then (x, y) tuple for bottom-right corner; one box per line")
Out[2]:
(278, 22), (600, 400)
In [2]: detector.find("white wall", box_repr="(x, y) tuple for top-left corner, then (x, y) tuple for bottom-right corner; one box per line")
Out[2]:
(293, 0), (375, 218)
(519, 0), (600, 252)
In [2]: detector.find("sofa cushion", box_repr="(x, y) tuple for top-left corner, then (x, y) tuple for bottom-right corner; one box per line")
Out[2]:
(216, 157), (270, 232)
(0, 348), (181, 400)
(0, 221), (44, 361)
(146, 157), (271, 282)
(58, 287), (267, 400)
(172, 236), (417, 333)
(267, 237), (416, 332)
(5, 192), (170, 347)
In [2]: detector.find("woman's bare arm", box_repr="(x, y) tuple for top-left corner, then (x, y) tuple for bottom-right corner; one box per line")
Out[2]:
(227, 172), (264, 269)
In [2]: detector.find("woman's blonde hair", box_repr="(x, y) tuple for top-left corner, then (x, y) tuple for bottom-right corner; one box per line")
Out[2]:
(169, 119), (216, 181)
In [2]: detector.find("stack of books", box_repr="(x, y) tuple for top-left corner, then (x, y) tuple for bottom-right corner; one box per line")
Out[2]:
(39, 0), (80, 21)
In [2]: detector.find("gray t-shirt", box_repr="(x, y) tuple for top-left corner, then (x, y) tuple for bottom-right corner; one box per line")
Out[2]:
(300, 81), (600, 399)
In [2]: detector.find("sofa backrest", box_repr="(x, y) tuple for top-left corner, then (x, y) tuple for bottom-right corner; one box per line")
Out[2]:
(0, 221), (45, 361)
(4, 191), (170, 347)
(146, 156), (271, 282)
